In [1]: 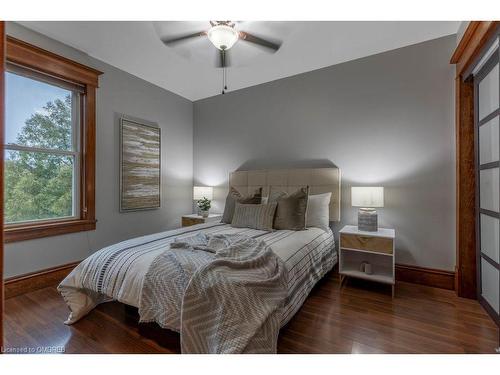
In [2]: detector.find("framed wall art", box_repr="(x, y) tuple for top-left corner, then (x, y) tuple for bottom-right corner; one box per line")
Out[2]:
(119, 117), (161, 212)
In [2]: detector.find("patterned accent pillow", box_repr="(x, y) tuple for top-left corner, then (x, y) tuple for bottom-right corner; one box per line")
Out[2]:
(270, 186), (309, 231)
(221, 187), (262, 224)
(231, 202), (277, 231)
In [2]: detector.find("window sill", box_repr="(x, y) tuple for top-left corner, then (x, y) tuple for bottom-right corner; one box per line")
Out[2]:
(4, 219), (96, 243)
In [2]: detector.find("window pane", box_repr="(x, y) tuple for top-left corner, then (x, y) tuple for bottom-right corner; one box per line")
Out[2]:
(479, 116), (500, 165)
(478, 63), (499, 121)
(480, 213), (500, 263)
(6, 71), (75, 151)
(480, 167), (500, 212)
(4, 150), (75, 224)
(481, 258), (500, 314)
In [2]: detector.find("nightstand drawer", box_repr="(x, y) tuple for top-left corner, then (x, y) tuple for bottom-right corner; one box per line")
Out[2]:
(181, 214), (222, 227)
(340, 233), (393, 254)
(182, 217), (204, 227)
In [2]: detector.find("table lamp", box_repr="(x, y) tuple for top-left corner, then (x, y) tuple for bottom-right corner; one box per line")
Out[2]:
(351, 186), (384, 231)
(193, 186), (213, 201)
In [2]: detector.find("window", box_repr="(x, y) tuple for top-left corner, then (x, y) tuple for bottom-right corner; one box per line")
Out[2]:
(5, 71), (81, 224)
(4, 37), (102, 242)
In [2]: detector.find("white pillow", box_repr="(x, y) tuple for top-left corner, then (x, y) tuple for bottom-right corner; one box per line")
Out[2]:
(306, 192), (331, 231)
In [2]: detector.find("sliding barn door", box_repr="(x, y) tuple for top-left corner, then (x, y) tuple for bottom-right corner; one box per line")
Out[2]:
(476, 35), (500, 324)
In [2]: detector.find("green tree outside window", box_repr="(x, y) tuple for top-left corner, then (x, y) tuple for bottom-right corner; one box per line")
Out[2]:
(5, 95), (74, 223)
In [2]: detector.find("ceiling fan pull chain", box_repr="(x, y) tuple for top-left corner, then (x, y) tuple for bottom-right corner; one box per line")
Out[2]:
(221, 48), (225, 95)
(222, 67), (225, 94)
(224, 67), (228, 91)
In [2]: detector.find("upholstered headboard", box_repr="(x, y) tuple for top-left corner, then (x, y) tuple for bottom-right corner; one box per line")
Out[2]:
(229, 168), (341, 221)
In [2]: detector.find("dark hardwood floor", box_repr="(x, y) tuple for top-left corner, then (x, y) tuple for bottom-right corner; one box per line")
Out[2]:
(4, 270), (499, 354)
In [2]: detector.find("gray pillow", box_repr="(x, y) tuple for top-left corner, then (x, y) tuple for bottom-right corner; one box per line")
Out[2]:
(221, 187), (263, 224)
(268, 190), (287, 203)
(270, 186), (309, 230)
(231, 202), (277, 231)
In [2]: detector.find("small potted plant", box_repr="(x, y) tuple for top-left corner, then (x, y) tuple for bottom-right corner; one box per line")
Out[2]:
(197, 197), (211, 218)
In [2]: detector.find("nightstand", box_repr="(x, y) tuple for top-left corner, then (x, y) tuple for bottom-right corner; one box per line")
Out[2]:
(339, 225), (396, 297)
(181, 213), (222, 227)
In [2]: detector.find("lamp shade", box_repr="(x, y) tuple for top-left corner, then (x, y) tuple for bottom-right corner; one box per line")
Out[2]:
(351, 187), (384, 208)
(193, 186), (213, 201)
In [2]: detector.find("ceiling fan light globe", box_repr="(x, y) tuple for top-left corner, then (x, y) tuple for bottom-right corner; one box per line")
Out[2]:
(207, 25), (238, 50)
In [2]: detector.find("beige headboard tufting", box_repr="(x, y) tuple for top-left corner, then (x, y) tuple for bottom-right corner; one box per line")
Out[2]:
(229, 168), (341, 221)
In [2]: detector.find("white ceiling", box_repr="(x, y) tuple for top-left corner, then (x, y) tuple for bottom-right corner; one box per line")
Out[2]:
(18, 21), (460, 101)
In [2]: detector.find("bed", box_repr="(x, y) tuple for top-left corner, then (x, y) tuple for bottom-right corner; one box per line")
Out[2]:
(59, 167), (341, 352)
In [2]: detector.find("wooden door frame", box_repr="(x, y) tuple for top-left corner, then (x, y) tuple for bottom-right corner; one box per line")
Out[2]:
(451, 21), (500, 299)
(1, 20), (5, 351)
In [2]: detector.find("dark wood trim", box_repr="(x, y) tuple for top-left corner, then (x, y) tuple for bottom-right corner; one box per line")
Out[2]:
(6, 36), (102, 87)
(4, 219), (96, 243)
(0, 20), (5, 352)
(4, 261), (80, 299)
(450, 22), (481, 64)
(455, 75), (477, 298)
(451, 21), (500, 76)
(83, 86), (97, 223)
(4, 37), (101, 243)
(395, 264), (455, 291)
(451, 21), (500, 299)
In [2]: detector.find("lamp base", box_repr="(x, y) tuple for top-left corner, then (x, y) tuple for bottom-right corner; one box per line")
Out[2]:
(358, 208), (378, 232)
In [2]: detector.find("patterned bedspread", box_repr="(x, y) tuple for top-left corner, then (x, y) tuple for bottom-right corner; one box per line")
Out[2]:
(58, 222), (336, 329)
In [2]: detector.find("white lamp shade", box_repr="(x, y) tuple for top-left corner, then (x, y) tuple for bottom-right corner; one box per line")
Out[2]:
(351, 187), (384, 208)
(193, 186), (213, 201)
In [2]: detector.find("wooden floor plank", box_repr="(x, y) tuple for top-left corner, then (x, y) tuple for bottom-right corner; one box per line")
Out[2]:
(4, 270), (499, 354)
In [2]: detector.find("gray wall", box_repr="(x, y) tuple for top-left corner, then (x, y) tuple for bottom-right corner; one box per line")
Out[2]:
(194, 35), (456, 271)
(4, 23), (194, 278)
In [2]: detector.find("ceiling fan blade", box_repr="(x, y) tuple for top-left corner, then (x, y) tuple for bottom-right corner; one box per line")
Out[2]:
(160, 31), (206, 46)
(238, 31), (281, 51)
(215, 48), (231, 68)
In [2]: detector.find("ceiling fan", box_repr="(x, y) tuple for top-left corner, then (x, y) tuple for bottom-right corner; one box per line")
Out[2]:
(160, 21), (283, 69)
